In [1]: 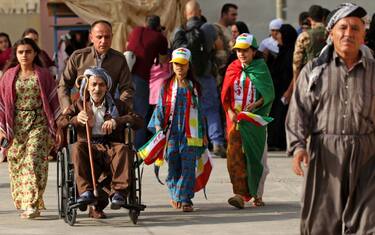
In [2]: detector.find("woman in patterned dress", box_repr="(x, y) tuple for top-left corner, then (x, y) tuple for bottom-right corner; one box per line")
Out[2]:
(0, 38), (60, 219)
(148, 48), (205, 212)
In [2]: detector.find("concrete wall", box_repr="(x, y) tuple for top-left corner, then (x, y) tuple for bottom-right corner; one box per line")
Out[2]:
(0, 0), (39, 14)
(200, 0), (375, 43)
(0, 13), (41, 45)
(0, 0), (85, 58)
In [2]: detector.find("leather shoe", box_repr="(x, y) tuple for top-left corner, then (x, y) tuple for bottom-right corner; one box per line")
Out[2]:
(213, 144), (227, 158)
(88, 207), (106, 219)
(77, 191), (95, 205)
(110, 192), (125, 210)
(228, 195), (245, 209)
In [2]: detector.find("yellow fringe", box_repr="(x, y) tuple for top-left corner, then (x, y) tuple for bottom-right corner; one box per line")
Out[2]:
(155, 158), (164, 166)
(187, 138), (203, 147)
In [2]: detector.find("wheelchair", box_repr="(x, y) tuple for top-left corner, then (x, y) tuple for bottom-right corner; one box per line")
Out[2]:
(56, 124), (146, 226)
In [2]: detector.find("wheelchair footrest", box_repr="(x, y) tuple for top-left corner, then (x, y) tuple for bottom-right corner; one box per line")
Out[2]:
(123, 204), (146, 211)
(69, 201), (96, 210)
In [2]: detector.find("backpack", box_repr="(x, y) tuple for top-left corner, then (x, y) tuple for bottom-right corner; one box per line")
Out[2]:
(172, 23), (209, 77)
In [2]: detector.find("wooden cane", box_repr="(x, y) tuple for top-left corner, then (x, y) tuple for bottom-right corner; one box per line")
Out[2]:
(76, 75), (99, 197)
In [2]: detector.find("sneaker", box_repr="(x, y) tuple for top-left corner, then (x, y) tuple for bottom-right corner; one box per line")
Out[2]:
(77, 191), (95, 205)
(110, 192), (125, 210)
(228, 195), (245, 209)
(213, 144), (226, 158)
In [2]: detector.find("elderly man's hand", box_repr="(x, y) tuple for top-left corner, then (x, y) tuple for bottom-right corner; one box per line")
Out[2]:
(77, 111), (94, 127)
(77, 111), (89, 125)
(292, 149), (309, 176)
(102, 119), (116, 135)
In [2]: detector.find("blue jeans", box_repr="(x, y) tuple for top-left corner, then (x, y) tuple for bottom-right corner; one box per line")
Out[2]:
(198, 75), (225, 145)
(132, 74), (150, 149)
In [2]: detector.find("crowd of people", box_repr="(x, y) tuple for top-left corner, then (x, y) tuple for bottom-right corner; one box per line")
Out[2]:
(0, 1), (375, 234)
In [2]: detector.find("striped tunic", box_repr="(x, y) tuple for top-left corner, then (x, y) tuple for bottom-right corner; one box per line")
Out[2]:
(287, 51), (375, 155)
(286, 51), (375, 234)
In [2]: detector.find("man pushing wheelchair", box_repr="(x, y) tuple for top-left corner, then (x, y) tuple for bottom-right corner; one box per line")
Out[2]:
(57, 67), (143, 219)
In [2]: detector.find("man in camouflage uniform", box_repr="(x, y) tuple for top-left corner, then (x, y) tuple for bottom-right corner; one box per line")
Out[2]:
(283, 5), (326, 102)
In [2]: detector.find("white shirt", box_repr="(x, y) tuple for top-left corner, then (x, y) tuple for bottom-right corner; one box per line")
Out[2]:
(95, 51), (106, 67)
(91, 99), (106, 136)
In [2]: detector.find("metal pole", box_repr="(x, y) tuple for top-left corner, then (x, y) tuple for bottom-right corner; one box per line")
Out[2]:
(276, 0), (287, 20)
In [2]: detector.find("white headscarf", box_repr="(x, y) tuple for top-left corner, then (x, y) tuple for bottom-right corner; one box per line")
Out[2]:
(80, 67), (119, 118)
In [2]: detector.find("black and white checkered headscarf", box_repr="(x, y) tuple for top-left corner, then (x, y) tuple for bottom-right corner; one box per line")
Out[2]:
(326, 3), (367, 32)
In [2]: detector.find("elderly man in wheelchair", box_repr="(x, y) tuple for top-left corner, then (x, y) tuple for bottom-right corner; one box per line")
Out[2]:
(57, 67), (143, 219)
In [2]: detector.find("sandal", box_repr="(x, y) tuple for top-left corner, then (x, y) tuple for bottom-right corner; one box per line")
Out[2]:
(182, 204), (194, 212)
(252, 197), (265, 207)
(20, 208), (40, 219)
(169, 200), (181, 209)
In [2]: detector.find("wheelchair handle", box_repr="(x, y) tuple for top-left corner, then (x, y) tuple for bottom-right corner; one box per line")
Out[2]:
(0, 138), (9, 148)
(125, 123), (134, 145)
(67, 124), (77, 144)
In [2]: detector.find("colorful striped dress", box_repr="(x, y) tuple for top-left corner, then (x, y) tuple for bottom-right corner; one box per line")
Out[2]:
(148, 86), (204, 205)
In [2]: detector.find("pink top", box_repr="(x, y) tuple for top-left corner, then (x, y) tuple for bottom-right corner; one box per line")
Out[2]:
(149, 62), (170, 105)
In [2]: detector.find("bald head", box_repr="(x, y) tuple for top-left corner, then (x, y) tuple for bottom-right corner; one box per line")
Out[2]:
(185, 0), (201, 20)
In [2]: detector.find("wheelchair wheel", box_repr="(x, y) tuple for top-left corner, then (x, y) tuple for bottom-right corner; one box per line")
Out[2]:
(133, 151), (143, 204)
(128, 150), (146, 224)
(129, 209), (139, 224)
(128, 181), (140, 225)
(61, 147), (77, 226)
(65, 207), (77, 226)
(57, 149), (66, 219)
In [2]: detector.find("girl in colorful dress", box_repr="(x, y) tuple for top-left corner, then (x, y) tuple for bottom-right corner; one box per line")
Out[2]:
(0, 38), (60, 218)
(148, 47), (205, 212)
(222, 33), (274, 209)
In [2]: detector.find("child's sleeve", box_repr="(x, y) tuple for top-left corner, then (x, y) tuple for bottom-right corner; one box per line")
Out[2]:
(148, 87), (165, 133)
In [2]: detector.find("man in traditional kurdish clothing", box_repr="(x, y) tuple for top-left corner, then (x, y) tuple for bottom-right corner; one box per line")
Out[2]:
(222, 33), (274, 209)
(58, 67), (143, 219)
(286, 3), (375, 234)
(58, 20), (134, 112)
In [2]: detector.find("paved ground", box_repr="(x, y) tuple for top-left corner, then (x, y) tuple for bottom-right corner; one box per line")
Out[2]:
(0, 152), (303, 235)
